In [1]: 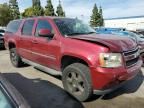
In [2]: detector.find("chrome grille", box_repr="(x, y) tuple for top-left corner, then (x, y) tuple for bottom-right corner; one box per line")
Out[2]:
(123, 47), (140, 67)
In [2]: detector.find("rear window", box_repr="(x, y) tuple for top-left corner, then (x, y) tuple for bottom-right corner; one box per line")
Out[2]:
(6, 20), (22, 33)
(22, 20), (35, 36)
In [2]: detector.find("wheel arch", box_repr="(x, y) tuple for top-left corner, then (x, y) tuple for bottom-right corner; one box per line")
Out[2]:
(61, 55), (91, 71)
(8, 41), (16, 50)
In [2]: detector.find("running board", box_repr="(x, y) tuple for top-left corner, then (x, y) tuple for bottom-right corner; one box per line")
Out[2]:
(22, 58), (62, 76)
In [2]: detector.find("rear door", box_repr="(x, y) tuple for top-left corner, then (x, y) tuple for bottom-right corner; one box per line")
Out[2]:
(18, 19), (35, 61)
(31, 18), (61, 70)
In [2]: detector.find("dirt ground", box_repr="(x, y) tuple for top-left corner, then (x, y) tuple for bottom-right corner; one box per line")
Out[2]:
(0, 50), (144, 108)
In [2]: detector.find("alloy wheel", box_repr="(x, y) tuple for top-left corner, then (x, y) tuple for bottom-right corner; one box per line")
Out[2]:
(66, 71), (85, 96)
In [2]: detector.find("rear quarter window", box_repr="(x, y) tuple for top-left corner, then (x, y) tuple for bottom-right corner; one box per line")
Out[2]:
(6, 20), (22, 34)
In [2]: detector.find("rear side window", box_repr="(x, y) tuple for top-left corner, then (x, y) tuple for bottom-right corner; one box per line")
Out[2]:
(22, 20), (35, 36)
(6, 20), (22, 33)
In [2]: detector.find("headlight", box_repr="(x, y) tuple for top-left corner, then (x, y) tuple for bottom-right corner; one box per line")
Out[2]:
(99, 53), (122, 68)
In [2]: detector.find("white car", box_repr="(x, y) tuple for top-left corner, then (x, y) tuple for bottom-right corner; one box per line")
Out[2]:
(0, 29), (5, 48)
(0, 29), (5, 36)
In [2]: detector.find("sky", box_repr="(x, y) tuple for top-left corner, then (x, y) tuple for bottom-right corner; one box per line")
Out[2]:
(1, 0), (144, 23)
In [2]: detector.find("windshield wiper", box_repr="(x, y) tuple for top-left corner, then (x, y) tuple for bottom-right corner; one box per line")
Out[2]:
(66, 33), (86, 36)
(85, 32), (96, 34)
(66, 32), (96, 36)
(65, 31), (96, 37)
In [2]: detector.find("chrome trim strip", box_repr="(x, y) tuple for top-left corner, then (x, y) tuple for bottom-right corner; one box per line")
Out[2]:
(32, 51), (56, 60)
(19, 48), (56, 60)
(140, 49), (144, 54)
(22, 58), (62, 76)
(19, 48), (31, 53)
(123, 47), (139, 54)
(126, 62), (138, 68)
(124, 51), (140, 61)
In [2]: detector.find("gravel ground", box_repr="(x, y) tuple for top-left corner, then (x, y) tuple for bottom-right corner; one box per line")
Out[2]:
(0, 50), (144, 108)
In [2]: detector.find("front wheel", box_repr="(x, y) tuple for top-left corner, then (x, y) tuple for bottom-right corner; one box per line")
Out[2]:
(62, 63), (93, 101)
(10, 48), (24, 67)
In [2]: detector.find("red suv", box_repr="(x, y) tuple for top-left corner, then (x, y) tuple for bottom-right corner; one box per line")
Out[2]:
(4, 17), (142, 101)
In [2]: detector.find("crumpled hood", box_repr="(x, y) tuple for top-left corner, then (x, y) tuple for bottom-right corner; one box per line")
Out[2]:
(68, 34), (137, 52)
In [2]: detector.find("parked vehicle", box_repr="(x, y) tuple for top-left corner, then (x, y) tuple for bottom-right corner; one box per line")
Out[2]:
(4, 17), (142, 101)
(136, 29), (144, 37)
(95, 28), (144, 62)
(0, 29), (5, 36)
(131, 30), (144, 37)
(0, 74), (30, 108)
(95, 27), (125, 34)
(112, 31), (144, 59)
(0, 29), (5, 48)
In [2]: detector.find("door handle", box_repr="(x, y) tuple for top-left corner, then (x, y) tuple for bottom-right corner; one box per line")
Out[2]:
(32, 40), (38, 44)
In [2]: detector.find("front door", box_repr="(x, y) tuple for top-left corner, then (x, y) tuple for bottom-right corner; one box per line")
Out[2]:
(31, 19), (61, 70)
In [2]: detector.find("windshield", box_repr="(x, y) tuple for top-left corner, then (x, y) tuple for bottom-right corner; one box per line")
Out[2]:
(54, 18), (96, 36)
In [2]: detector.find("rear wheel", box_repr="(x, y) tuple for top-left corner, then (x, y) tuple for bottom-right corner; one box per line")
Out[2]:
(10, 48), (24, 67)
(62, 63), (93, 101)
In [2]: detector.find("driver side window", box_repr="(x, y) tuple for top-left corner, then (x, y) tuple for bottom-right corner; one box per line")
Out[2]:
(35, 19), (52, 37)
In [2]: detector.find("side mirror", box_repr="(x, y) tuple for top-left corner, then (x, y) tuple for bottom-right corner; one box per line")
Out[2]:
(38, 29), (54, 38)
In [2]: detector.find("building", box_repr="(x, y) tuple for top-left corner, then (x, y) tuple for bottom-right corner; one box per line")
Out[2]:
(104, 15), (144, 31)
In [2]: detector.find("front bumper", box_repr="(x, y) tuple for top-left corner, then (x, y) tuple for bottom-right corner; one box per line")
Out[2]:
(93, 80), (126, 95)
(90, 59), (142, 95)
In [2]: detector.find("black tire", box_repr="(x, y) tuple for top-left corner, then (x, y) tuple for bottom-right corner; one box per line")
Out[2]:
(10, 48), (24, 67)
(62, 63), (93, 101)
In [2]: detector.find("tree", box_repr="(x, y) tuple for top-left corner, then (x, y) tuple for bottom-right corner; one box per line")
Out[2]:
(22, 0), (44, 17)
(32, 0), (44, 16)
(32, 6), (44, 16)
(56, 0), (65, 17)
(90, 4), (104, 27)
(22, 7), (34, 17)
(9, 0), (20, 19)
(0, 3), (12, 26)
(45, 0), (55, 16)
(99, 6), (104, 26)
